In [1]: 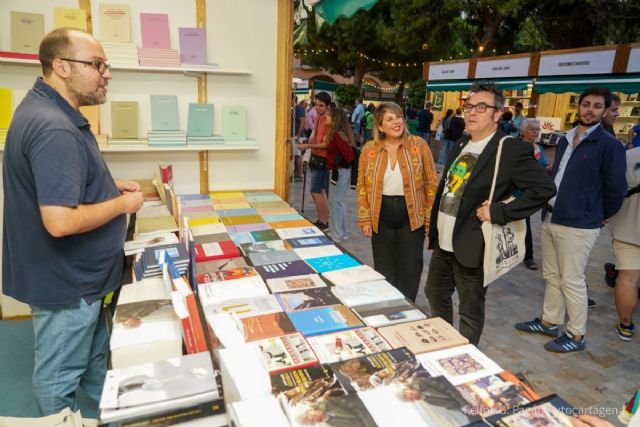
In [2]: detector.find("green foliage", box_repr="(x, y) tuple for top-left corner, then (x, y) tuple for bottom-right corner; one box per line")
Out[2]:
(406, 80), (427, 109)
(335, 84), (361, 108)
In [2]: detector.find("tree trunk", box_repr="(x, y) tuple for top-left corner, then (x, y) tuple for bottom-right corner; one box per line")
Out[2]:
(353, 57), (366, 91)
(478, 8), (502, 52)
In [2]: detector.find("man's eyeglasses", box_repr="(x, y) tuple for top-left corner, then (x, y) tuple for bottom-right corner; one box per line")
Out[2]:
(462, 102), (497, 113)
(59, 58), (110, 74)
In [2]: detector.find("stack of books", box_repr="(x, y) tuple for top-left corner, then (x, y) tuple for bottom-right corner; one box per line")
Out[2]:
(138, 13), (180, 67)
(186, 103), (224, 145)
(138, 47), (180, 67)
(102, 42), (139, 67)
(147, 95), (186, 146)
(133, 244), (188, 281)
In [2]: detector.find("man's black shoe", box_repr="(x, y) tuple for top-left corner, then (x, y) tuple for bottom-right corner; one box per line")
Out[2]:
(588, 298), (596, 308)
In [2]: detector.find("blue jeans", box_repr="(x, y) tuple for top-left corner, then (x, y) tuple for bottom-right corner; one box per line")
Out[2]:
(418, 131), (431, 145)
(438, 138), (453, 165)
(31, 298), (107, 415)
(329, 168), (351, 241)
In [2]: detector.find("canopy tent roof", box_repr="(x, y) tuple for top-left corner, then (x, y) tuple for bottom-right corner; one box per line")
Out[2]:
(426, 78), (532, 92)
(534, 74), (640, 94)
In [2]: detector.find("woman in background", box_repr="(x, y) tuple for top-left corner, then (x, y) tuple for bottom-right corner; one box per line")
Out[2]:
(437, 109), (454, 165)
(356, 102), (437, 301)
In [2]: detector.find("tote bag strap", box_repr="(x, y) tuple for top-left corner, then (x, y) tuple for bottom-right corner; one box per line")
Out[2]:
(487, 136), (511, 203)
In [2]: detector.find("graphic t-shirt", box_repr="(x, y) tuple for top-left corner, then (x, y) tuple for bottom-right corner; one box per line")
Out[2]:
(437, 133), (493, 251)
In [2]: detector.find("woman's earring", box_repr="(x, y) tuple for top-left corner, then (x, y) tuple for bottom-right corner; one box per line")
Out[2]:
(379, 131), (385, 137)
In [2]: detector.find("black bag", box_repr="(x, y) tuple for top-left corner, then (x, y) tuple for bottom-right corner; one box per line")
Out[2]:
(308, 154), (327, 170)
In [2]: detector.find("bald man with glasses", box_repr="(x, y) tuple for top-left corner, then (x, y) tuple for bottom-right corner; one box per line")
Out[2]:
(425, 82), (556, 345)
(3, 28), (143, 414)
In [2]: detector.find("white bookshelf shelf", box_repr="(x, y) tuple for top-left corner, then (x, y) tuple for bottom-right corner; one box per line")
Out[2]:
(0, 56), (252, 76)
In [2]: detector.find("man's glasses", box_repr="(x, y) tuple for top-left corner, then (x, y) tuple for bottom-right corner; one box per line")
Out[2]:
(462, 102), (497, 113)
(59, 58), (110, 74)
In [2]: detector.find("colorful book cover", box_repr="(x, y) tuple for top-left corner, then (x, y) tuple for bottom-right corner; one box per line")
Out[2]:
(79, 106), (100, 135)
(270, 365), (335, 395)
(250, 229), (281, 242)
(293, 245), (343, 260)
(240, 240), (288, 257)
(0, 88), (13, 129)
(99, 4), (131, 42)
(305, 254), (360, 274)
(196, 266), (256, 285)
(255, 260), (316, 281)
(210, 191), (246, 199)
(186, 103), (213, 137)
(485, 394), (575, 427)
(10, 11), (44, 54)
(150, 95), (180, 131)
(307, 328), (392, 365)
(178, 27), (207, 64)
(220, 214), (264, 226)
(351, 298), (427, 328)
(193, 241), (241, 262)
(193, 233), (232, 245)
(225, 223), (271, 233)
(221, 105), (247, 140)
(241, 312), (296, 342)
(54, 7), (87, 31)
(111, 101), (139, 139)
(287, 304), (363, 337)
(266, 274), (327, 293)
(261, 213), (304, 223)
(268, 219), (313, 229)
(416, 344), (503, 386)
(254, 332), (319, 374)
(140, 13), (171, 49)
(275, 288), (341, 312)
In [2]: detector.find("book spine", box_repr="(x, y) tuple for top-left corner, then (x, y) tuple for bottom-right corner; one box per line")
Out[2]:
(110, 398), (226, 427)
(180, 316), (197, 354)
(185, 292), (208, 353)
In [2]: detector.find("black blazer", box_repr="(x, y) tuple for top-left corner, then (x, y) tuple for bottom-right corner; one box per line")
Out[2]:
(428, 130), (557, 268)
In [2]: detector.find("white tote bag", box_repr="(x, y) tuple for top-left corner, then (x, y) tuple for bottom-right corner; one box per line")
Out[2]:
(481, 136), (526, 287)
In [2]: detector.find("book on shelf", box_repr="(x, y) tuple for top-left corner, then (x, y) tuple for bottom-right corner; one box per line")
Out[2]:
(275, 287), (341, 312)
(106, 138), (147, 147)
(292, 244), (343, 260)
(305, 253), (361, 274)
(99, 4), (132, 43)
(150, 95), (180, 131)
(111, 101), (140, 139)
(178, 28), (208, 65)
(10, 11), (44, 54)
(377, 317), (468, 355)
(416, 344), (503, 386)
(221, 105), (247, 140)
(254, 332), (319, 374)
(351, 298), (427, 328)
(197, 275), (269, 305)
(255, 260), (316, 281)
(247, 249), (301, 267)
(241, 312), (297, 342)
(140, 13), (171, 49)
(202, 294), (282, 319)
(187, 103), (214, 137)
(109, 279), (182, 369)
(54, 7), (87, 31)
(306, 327), (392, 364)
(266, 273), (327, 293)
(193, 240), (241, 262)
(455, 370), (540, 418)
(321, 264), (385, 286)
(287, 304), (364, 337)
(331, 280), (404, 307)
(0, 88), (13, 130)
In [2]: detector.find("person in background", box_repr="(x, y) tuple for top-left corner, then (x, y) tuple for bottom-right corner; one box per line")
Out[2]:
(519, 118), (550, 271)
(351, 97), (365, 141)
(512, 102), (525, 136)
(516, 86), (627, 353)
(629, 123), (640, 149)
(448, 108), (466, 143)
(426, 82), (556, 345)
(602, 93), (620, 137)
(293, 98), (307, 181)
(306, 100), (317, 139)
(406, 106), (419, 135)
(499, 111), (518, 135)
(364, 103), (375, 142)
(417, 102), (434, 145)
(607, 146), (640, 342)
(324, 108), (356, 242)
(298, 91), (332, 230)
(2, 28), (144, 414)
(356, 102), (437, 302)
(437, 109), (455, 165)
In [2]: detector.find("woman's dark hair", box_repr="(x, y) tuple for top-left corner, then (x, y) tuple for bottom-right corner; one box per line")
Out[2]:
(444, 109), (454, 118)
(326, 107), (355, 147)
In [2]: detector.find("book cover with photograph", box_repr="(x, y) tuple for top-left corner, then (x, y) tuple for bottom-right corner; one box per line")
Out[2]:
(352, 298), (427, 328)
(416, 344), (503, 386)
(195, 266), (256, 285)
(275, 287), (341, 312)
(248, 249), (301, 267)
(255, 332), (319, 374)
(306, 327), (392, 364)
(485, 394), (575, 427)
(240, 240), (288, 257)
(270, 365), (335, 396)
(241, 312), (296, 342)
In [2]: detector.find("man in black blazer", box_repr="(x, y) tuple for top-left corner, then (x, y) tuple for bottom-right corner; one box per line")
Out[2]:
(425, 82), (556, 345)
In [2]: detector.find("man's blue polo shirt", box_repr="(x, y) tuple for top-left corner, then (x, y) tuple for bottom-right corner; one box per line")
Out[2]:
(2, 78), (126, 309)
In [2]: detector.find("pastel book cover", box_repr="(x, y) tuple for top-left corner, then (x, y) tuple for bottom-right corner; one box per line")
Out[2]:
(212, 202), (253, 210)
(377, 317), (468, 356)
(178, 28), (207, 64)
(0, 88), (13, 129)
(250, 229), (281, 242)
(140, 13), (171, 49)
(287, 304), (364, 337)
(111, 101), (139, 139)
(266, 274), (327, 293)
(220, 214), (264, 226)
(215, 208), (258, 217)
(268, 219), (313, 229)
(10, 11), (44, 54)
(225, 223), (271, 233)
(99, 4), (131, 42)
(322, 265), (385, 286)
(305, 254), (360, 274)
(306, 328), (392, 365)
(241, 312), (296, 342)
(254, 332), (319, 374)
(54, 7), (87, 31)
(256, 207), (298, 216)
(221, 105), (247, 140)
(186, 103), (214, 137)
(79, 106), (100, 135)
(210, 191), (246, 199)
(292, 245), (343, 261)
(275, 287), (340, 312)
(150, 95), (180, 131)
(248, 250), (301, 267)
(261, 213), (304, 223)
(193, 233), (232, 245)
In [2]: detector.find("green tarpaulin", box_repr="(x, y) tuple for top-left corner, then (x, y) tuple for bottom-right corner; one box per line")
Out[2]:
(426, 78), (532, 92)
(313, 80), (339, 91)
(534, 74), (640, 94)
(314, 0), (379, 25)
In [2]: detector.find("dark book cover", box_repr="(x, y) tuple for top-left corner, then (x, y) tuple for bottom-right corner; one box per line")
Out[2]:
(251, 229), (281, 242)
(285, 235), (333, 248)
(241, 312), (296, 342)
(255, 260), (315, 280)
(275, 287), (341, 312)
(270, 365), (336, 395)
(484, 394), (574, 427)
